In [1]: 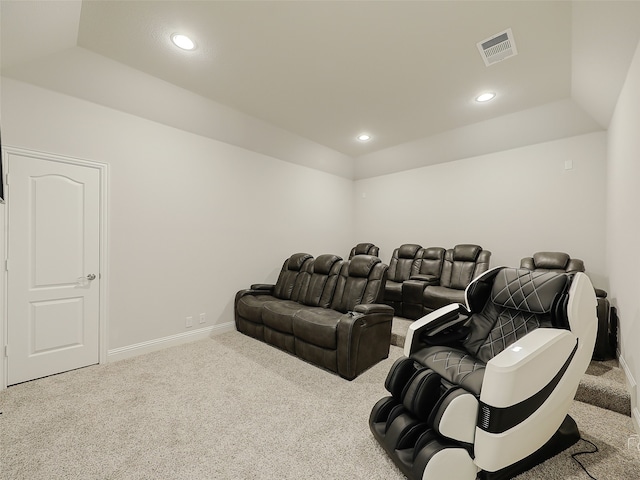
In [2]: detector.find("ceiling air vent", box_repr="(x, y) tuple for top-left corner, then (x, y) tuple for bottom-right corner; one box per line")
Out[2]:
(477, 28), (518, 66)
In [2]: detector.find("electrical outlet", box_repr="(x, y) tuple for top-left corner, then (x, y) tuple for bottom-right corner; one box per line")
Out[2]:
(186, 316), (193, 328)
(199, 313), (206, 324)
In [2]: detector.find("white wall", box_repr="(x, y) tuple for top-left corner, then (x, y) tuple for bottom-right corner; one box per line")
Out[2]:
(354, 132), (608, 289)
(0, 77), (354, 351)
(606, 39), (640, 433)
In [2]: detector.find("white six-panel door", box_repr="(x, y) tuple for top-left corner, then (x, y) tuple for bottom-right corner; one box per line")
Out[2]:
(6, 152), (101, 385)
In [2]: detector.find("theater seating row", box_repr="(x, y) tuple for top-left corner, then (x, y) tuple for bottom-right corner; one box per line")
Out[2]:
(382, 243), (492, 319)
(234, 253), (394, 380)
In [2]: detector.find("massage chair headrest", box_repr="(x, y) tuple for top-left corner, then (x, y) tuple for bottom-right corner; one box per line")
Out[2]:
(490, 268), (569, 314)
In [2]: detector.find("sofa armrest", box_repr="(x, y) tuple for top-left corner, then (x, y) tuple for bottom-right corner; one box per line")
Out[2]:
(404, 303), (470, 357)
(402, 279), (429, 306)
(250, 283), (275, 292)
(353, 303), (395, 316)
(337, 309), (393, 380)
(409, 274), (439, 285)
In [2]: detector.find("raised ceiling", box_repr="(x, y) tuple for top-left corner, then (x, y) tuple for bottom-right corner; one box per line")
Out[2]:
(74, 0), (574, 157)
(2, 1), (640, 178)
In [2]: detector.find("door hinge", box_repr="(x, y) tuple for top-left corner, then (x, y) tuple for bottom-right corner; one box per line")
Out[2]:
(4, 259), (7, 272)
(4, 172), (8, 185)
(4, 345), (7, 358)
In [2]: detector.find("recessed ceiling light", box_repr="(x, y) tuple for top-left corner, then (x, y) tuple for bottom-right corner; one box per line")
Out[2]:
(171, 33), (196, 51)
(357, 134), (371, 141)
(475, 92), (496, 102)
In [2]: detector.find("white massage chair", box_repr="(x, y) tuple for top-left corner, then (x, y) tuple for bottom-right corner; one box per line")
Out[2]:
(369, 267), (597, 479)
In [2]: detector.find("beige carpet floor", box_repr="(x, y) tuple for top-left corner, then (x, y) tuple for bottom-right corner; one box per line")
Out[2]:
(0, 331), (638, 479)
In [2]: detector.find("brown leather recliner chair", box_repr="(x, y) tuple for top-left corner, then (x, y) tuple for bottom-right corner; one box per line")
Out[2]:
(383, 244), (424, 315)
(420, 244), (492, 314)
(349, 242), (379, 259)
(520, 251), (615, 359)
(401, 247), (446, 319)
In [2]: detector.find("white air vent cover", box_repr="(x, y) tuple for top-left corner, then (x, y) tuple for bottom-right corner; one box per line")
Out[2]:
(477, 28), (518, 66)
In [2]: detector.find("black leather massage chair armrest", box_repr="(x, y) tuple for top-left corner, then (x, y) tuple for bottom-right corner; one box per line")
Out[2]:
(403, 303), (472, 356)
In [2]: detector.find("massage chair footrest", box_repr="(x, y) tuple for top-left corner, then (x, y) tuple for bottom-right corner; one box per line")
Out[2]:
(370, 400), (477, 480)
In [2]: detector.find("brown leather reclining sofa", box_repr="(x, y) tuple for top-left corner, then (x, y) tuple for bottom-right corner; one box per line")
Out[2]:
(382, 244), (491, 319)
(234, 253), (394, 380)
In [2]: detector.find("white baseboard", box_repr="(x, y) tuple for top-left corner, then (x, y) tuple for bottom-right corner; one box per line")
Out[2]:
(618, 352), (639, 434)
(107, 322), (235, 363)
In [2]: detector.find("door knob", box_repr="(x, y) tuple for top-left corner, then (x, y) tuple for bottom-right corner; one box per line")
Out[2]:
(86, 273), (96, 281)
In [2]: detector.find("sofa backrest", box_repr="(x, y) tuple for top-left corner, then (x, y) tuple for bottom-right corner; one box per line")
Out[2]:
(349, 242), (379, 259)
(520, 251), (585, 274)
(300, 254), (344, 308)
(414, 247), (446, 278)
(331, 255), (388, 313)
(387, 244), (423, 283)
(273, 253), (314, 300)
(439, 244), (491, 290)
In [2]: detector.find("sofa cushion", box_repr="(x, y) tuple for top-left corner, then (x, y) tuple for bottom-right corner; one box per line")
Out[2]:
(301, 254), (343, 308)
(273, 253), (313, 300)
(349, 255), (381, 277)
(532, 252), (569, 270)
(526, 252), (586, 274)
(262, 300), (303, 334)
(398, 243), (422, 259)
(349, 243), (379, 260)
(236, 294), (276, 323)
(440, 245), (488, 290)
(422, 285), (466, 311)
(388, 244), (422, 283)
(416, 247), (446, 277)
(292, 307), (344, 350)
(452, 244), (482, 262)
(331, 257), (387, 313)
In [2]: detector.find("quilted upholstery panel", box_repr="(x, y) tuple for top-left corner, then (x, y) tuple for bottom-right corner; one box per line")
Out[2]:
(413, 345), (486, 396)
(491, 268), (568, 314)
(474, 307), (551, 363)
